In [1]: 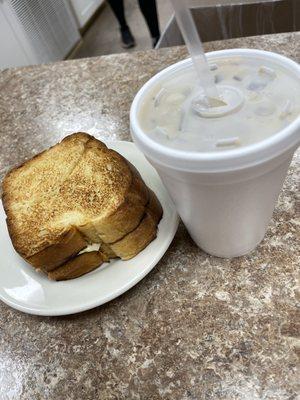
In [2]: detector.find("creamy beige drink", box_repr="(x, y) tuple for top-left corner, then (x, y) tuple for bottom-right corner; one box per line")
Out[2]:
(139, 56), (300, 152)
(131, 49), (300, 257)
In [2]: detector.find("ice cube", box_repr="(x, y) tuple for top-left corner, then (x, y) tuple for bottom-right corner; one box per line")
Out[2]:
(254, 102), (275, 116)
(247, 67), (276, 92)
(259, 66), (277, 80)
(246, 91), (262, 102)
(165, 92), (186, 105)
(179, 110), (185, 132)
(247, 79), (268, 91)
(216, 137), (240, 147)
(279, 100), (293, 119)
(154, 87), (166, 107)
(233, 75), (243, 81)
(155, 126), (176, 140)
(156, 126), (167, 136)
(214, 74), (223, 84)
(210, 63), (218, 71)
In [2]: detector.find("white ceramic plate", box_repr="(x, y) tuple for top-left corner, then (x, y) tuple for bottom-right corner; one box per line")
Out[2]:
(0, 141), (179, 316)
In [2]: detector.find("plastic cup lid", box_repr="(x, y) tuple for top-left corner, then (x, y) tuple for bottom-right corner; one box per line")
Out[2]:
(130, 49), (300, 173)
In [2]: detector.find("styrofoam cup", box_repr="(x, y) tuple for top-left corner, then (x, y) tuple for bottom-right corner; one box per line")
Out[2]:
(130, 49), (300, 257)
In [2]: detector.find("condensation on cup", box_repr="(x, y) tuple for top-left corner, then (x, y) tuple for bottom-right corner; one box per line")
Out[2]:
(130, 49), (300, 258)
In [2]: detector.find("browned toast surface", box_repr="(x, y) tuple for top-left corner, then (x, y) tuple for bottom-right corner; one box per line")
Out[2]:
(2, 133), (148, 258)
(2, 133), (163, 280)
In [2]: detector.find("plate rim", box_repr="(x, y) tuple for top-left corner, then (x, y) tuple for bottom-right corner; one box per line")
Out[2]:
(0, 140), (179, 316)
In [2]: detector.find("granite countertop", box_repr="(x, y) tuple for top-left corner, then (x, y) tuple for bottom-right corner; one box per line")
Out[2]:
(0, 33), (299, 400)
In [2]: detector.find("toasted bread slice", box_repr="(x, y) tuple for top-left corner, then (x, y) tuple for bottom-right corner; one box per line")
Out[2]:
(3, 133), (91, 258)
(104, 189), (163, 260)
(2, 133), (148, 266)
(48, 251), (108, 281)
(27, 226), (88, 272)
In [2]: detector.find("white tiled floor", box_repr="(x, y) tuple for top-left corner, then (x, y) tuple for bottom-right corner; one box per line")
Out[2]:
(72, 0), (173, 58)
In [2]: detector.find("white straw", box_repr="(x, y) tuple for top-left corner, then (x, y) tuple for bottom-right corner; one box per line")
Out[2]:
(169, 0), (219, 99)
(216, 137), (240, 147)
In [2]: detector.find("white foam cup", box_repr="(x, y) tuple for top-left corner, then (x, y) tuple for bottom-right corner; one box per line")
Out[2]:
(130, 49), (300, 257)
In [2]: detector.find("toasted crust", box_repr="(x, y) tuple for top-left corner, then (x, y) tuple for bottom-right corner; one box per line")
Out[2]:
(27, 227), (87, 272)
(100, 242), (118, 259)
(107, 189), (163, 260)
(48, 251), (107, 281)
(146, 189), (164, 225)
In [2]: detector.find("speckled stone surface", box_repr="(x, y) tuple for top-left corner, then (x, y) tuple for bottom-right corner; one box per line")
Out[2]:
(0, 33), (299, 400)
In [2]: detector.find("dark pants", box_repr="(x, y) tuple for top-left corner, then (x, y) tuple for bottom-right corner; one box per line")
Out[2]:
(107, 0), (160, 39)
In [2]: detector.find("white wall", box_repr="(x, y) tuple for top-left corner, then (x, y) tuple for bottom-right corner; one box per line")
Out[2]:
(69, 0), (105, 28)
(0, 6), (30, 69)
(0, 1), (80, 69)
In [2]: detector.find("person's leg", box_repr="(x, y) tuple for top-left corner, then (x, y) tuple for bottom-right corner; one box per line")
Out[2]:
(107, 0), (127, 29)
(107, 0), (136, 48)
(138, 0), (160, 47)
